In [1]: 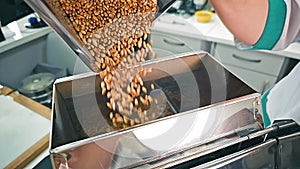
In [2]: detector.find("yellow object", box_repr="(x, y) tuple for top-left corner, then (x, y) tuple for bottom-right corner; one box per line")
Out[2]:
(195, 10), (214, 23)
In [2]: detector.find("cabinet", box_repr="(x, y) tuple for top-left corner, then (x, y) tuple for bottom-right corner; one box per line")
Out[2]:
(213, 43), (287, 93)
(150, 31), (211, 58)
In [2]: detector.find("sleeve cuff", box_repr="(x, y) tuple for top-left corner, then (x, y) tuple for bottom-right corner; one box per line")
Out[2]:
(261, 88), (272, 128)
(253, 0), (287, 50)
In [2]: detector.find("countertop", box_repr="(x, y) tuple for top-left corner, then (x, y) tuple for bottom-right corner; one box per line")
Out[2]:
(0, 14), (53, 54)
(153, 13), (300, 60)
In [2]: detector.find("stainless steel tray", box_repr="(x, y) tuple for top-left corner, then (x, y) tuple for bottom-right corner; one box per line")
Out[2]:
(49, 51), (264, 168)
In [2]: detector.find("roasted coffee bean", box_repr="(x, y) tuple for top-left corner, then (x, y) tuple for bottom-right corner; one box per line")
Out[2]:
(57, 0), (159, 129)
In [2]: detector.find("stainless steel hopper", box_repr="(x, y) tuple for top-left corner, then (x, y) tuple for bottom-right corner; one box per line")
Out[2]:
(49, 51), (269, 168)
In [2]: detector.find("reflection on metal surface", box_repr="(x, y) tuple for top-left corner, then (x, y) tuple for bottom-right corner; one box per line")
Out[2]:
(49, 52), (264, 168)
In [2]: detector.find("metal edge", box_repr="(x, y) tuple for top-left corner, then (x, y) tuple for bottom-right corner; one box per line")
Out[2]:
(49, 84), (57, 154)
(277, 126), (300, 141)
(52, 50), (208, 85)
(154, 0), (177, 22)
(53, 71), (97, 85)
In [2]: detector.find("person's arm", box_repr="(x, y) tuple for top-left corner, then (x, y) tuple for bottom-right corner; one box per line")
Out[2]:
(209, 0), (269, 46)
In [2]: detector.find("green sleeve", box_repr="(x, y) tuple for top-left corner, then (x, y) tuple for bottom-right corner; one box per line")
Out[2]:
(253, 0), (287, 50)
